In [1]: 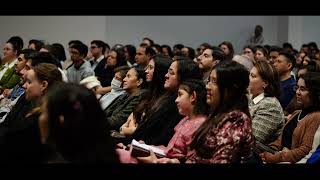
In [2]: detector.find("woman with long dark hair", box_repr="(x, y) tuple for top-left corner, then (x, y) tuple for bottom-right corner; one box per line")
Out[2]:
(186, 61), (254, 163)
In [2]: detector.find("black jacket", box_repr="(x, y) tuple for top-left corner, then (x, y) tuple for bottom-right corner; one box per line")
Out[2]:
(131, 92), (183, 145)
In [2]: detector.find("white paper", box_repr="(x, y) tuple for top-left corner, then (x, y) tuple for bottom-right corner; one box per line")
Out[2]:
(131, 139), (166, 156)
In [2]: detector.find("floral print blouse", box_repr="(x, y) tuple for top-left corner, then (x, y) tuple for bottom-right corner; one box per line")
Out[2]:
(186, 111), (255, 164)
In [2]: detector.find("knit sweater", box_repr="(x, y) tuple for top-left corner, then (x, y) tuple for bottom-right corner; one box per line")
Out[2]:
(249, 94), (285, 145)
(267, 110), (320, 163)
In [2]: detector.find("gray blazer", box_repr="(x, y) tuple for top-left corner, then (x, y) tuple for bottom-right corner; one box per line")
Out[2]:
(249, 96), (285, 145)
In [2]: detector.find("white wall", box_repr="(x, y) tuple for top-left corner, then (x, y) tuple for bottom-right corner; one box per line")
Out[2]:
(300, 16), (320, 49)
(0, 16), (286, 57)
(277, 16), (289, 46)
(287, 16), (320, 50)
(107, 16), (280, 54)
(0, 16), (106, 57)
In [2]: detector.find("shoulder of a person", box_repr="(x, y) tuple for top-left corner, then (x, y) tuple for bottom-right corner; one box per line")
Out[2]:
(306, 111), (320, 120)
(261, 97), (282, 107)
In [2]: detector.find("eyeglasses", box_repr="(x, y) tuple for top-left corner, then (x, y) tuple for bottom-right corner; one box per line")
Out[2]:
(294, 85), (309, 92)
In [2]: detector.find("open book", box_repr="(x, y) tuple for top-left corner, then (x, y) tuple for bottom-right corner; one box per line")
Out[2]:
(131, 139), (166, 158)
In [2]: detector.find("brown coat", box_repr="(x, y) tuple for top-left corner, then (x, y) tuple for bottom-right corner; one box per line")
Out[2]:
(268, 110), (320, 163)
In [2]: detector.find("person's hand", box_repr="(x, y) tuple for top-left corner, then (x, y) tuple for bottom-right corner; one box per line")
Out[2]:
(138, 140), (145, 144)
(156, 158), (180, 164)
(116, 143), (126, 149)
(260, 152), (276, 163)
(3, 89), (12, 97)
(136, 149), (158, 164)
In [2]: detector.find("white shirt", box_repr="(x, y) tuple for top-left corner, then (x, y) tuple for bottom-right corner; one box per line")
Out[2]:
(58, 68), (68, 82)
(252, 93), (265, 105)
(91, 55), (104, 70)
(0, 91), (24, 124)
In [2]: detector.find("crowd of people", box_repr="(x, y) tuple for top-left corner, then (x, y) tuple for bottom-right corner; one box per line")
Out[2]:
(0, 32), (319, 164)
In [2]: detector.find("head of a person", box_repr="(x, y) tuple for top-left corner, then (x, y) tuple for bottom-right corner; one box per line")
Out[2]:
(232, 55), (254, 71)
(206, 60), (249, 113)
(254, 45), (269, 61)
(264, 45), (271, 53)
(273, 51), (295, 76)
(313, 49), (320, 61)
(295, 72), (320, 111)
(176, 79), (209, 117)
(160, 45), (173, 58)
(242, 45), (256, 61)
(249, 60), (280, 99)
(30, 51), (62, 69)
(296, 52), (306, 66)
(7, 36), (24, 52)
(122, 67), (147, 95)
(112, 44), (124, 51)
(300, 44), (310, 54)
(191, 61), (250, 156)
(15, 48), (37, 75)
(302, 55), (311, 66)
(111, 66), (130, 90)
(254, 25), (263, 37)
(19, 51), (39, 82)
(218, 41), (234, 59)
(308, 42), (318, 55)
(173, 44), (184, 55)
(164, 58), (202, 92)
(69, 43), (88, 63)
(198, 47), (226, 72)
(107, 48), (126, 68)
(124, 44), (136, 64)
(90, 40), (106, 58)
(21, 51), (62, 84)
(39, 44), (53, 53)
(51, 43), (67, 62)
(142, 37), (154, 47)
(68, 40), (83, 49)
(297, 61), (319, 79)
(282, 42), (293, 51)
(135, 44), (156, 67)
(181, 46), (195, 60)
(3, 39), (20, 61)
(145, 54), (172, 94)
(269, 46), (283, 64)
(23, 63), (62, 101)
(28, 39), (44, 51)
(198, 43), (211, 56)
(151, 44), (161, 54)
(39, 82), (118, 163)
